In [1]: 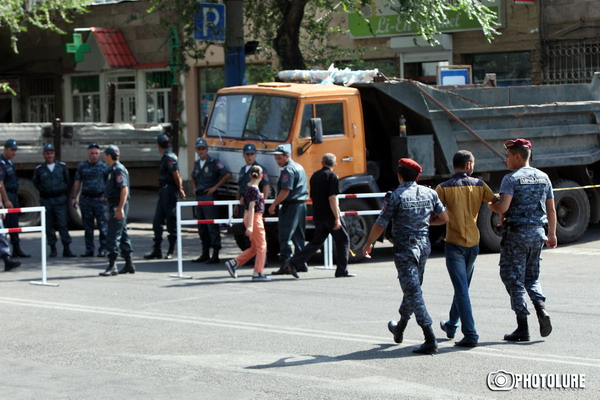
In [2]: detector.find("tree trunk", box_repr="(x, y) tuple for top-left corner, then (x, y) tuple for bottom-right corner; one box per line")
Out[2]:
(273, 0), (308, 70)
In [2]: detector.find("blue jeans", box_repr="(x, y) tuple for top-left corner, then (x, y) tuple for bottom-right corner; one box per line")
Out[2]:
(443, 242), (479, 341)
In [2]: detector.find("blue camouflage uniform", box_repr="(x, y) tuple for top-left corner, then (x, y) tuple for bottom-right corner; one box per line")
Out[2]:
(192, 155), (230, 251)
(498, 166), (553, 317)
(33, 160), (72, 247)
(277, 159), (308, 261)
(105, 161), (132, 261)
(0, 154), (22, 247)
(152, 148), (180, 248)
(376, 182), (445, 327)
(75, 160), (109, 254)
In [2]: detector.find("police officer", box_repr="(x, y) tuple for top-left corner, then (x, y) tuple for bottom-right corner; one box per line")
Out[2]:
(269, 145), (308, 275)
(362, 158), (448, 355)
(284, 153), (354, 278)
(33, 144), (76, 258)
(99, 145), (134, 276)
(488, 138), (557, 341)
(144, 134), (186, 260)
(0, 216), (20, 271)
(234, 143), (270, 251)
(71, 142), (109, 257)
(0, 139), (30, 258)
(191, 138), (231, 264)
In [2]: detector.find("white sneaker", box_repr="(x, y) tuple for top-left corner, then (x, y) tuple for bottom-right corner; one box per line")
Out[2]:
(225, 259), (238, 278)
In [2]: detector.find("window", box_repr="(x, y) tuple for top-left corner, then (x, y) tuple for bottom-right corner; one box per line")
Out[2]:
(146, 71), (172, 123)
(72, 75), (100, 122)
(28, 78), (54, 122)
(300, 103), (345, 138)
(469, 52), (532, 86)
(207, 94), (297, 142)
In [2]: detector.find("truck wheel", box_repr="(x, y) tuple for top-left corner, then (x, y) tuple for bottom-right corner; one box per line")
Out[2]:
(16, 179), (40, 227)
(341, 199), (374, 263)
(553, 179), (590, 243)
(477, 203), (502, 253)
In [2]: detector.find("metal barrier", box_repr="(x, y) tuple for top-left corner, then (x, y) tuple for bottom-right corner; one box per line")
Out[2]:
(0, 206), (55, 287)
(173, 193), (387, 278)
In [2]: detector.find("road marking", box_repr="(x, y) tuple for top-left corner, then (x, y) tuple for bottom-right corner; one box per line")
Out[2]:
(1, 296), (599, 368)
(546, 248), (600, 256)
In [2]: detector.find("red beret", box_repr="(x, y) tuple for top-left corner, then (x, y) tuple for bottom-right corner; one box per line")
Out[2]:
(397, 158), (422, 173)
(504, 138), (532, 149)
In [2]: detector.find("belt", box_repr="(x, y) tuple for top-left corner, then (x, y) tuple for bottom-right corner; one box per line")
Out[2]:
(161, 183), (176, 189)
(82, 192), (103, 198)
(41, 192), (65, 199)
(282, 199), (306, 205)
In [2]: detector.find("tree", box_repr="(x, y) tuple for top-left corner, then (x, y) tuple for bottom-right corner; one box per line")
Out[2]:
(246, 0), (499, 70)
(0, 0), (92, 93)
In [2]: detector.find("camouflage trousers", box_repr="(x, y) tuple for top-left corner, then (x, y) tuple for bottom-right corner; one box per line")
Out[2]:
(80, 195), (107, 253)
(499, 235), (546, 318)
(393, 238), (433, 327)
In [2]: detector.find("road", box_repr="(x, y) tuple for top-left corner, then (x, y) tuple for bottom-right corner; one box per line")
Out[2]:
(0, 222), (599, 399)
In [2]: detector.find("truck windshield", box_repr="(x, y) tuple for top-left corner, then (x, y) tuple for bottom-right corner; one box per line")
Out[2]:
(206, 94), (297, 142)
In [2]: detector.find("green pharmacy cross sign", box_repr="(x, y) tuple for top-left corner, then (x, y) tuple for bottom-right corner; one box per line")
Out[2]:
(65, 33), (90, 63)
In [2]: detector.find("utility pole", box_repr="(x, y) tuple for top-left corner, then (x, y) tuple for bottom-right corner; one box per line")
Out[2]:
(224, 0), (245, 87)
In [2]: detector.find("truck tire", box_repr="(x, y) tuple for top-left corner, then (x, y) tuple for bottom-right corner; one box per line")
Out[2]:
(16, 179), (40, 227)
(477, 203), (502, 253)
(341, 198), (374, 263)
(553, 179), (590, 244)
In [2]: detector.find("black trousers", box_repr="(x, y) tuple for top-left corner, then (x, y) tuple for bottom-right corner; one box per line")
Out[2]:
(290, 219), (349, 276)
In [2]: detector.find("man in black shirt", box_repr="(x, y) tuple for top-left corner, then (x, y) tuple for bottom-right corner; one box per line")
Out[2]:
(284, 153), (354, 278)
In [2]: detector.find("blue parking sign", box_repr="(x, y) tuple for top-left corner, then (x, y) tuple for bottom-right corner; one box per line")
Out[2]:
(195, 3), (226, 42)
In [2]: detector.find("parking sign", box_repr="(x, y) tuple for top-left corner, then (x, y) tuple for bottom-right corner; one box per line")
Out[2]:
(195, 3), (226, 42)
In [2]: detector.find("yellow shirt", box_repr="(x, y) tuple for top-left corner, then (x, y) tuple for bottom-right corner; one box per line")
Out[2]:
(435, 173), (496, 247)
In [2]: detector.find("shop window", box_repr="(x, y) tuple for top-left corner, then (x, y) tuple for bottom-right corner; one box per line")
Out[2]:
(72, 75), (100, 122)
(146, 71), (172, 123)
(469, 52), (532, 86)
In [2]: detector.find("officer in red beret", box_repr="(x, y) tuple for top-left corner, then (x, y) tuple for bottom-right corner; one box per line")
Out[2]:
(362, 158), (449, 354)
(488, 138), (557, 341)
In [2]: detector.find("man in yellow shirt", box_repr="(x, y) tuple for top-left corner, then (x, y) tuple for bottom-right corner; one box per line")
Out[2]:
(435, 150), (498, 347)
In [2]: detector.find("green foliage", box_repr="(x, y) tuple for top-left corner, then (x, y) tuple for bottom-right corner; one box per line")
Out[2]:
(383, 0), (499, 42)
(0, 0), (92, 54)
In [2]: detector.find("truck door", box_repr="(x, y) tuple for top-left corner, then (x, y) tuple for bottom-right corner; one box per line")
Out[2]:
(295, 102), (357, 179)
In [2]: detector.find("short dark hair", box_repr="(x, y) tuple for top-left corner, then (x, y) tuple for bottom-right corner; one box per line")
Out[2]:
(397, 166), (420, 182)
(453, 150), (474, 169)
(508, 146), (531, 161)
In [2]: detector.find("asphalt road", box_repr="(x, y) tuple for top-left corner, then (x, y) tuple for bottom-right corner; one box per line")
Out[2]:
(1, 221), (599, 399)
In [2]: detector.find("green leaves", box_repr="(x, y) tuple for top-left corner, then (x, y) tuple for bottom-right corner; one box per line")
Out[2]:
(1, 0), (92, 53)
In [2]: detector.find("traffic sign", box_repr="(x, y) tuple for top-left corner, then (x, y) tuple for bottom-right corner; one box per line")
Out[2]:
(195, 3), (226, 43)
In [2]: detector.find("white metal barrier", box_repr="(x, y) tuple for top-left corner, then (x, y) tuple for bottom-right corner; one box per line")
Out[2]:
(173, 193), (387, 278)
(0, 206), (55, 286)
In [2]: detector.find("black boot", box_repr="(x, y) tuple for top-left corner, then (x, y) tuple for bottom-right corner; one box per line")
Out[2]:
(99, 257), (118, 276)
(3, 254), (21, 272)
(534, 302), (552, 337)
(12, 243), (31, 258)
(49, 245), (57, 258)
(63, 244), (76, 258)
(504, 316), (530, 341)
(206, 248), (220, 264)
(388, 319), (408, 344)
(192, 248), (210, 263)
(413, 325), (438, 354)
(81, 250), (94, 257)
(165, 241), (175, 259)
(119, 255), (135, 274)
(143, 246), (162, 260)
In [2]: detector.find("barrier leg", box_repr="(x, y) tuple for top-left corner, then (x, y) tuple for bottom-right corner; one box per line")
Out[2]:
(30, 207), (58, 287)
(315, 234), (335, 270)
(170, 203), (192, 279)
